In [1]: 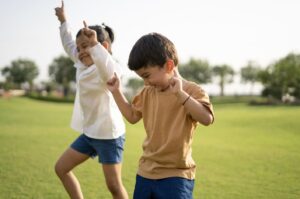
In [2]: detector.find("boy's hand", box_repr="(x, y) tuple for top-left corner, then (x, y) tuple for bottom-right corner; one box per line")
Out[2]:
(107, 73), (120, 93)
(173, 68), (182, 78)
(81, 21), (98, 47)
(54, 0), (66, 24)
(169, 77), (183, 94)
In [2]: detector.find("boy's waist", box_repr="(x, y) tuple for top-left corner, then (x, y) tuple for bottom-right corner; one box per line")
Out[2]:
(137, 156), (196, 180)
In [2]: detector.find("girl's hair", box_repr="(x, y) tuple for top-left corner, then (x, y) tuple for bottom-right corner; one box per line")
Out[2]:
(76, 23), (114, 44)
(102, 23), (114, 43)
(128, 32), (178, 71)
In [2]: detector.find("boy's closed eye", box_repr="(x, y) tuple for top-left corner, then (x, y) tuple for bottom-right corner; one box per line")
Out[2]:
(141, 73), (150, 79)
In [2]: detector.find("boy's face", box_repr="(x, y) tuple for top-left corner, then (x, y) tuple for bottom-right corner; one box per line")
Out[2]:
(76, 34), (93, 67)
(135, 63), (173, 91)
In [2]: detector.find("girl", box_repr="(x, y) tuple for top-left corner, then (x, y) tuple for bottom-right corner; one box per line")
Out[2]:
(54, 1), (128, 199)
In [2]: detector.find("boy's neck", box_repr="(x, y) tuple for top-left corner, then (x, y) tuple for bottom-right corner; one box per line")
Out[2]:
(159, 84), (170, 92)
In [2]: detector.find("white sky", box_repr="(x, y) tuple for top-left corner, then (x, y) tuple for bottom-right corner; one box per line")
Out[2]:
(1, 0), (300, 94)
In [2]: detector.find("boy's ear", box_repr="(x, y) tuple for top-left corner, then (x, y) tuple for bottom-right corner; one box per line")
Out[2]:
(166, 59), (175, 73)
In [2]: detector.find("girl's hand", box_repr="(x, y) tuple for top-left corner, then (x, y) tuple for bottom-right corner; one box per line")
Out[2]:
(54, 0), (66, 24)
(81, 21), (98, 47)
(169, 77), (183, 94)
(107, 73), (120, 93)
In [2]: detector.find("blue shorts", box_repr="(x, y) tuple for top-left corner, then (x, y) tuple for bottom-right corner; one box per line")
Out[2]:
(133, 175), (195, 199)
(70, 134), (125, 164)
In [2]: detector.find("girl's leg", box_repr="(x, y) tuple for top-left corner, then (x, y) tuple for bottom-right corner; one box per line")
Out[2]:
(55, 148), (89, 199)
(102, 163), (128, 199)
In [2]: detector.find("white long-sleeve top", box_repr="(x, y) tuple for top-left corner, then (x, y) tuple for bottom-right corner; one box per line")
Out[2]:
(59, 22), (125, 139)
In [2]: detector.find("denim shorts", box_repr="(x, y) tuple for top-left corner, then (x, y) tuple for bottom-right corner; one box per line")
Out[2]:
(133, 175), (195, 199)
(70, 133), (125, 164)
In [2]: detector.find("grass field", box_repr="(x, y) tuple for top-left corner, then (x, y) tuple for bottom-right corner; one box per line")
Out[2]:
(0, 97), (299, 199)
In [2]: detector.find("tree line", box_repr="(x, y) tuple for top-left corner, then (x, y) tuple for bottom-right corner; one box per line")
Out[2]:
(1, 53), (300, 102)
(127, 53), (300, 101)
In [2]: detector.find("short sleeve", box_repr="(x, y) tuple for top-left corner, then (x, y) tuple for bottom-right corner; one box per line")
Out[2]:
(188, 83), (214, 122)
(131, 89), (144, 118)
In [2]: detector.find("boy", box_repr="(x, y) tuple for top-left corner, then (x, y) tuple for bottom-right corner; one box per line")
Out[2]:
(107, 32), (214, 199)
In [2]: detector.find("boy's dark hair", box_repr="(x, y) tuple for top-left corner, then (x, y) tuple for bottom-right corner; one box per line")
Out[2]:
(76, 23), (114, 44)
(128, 32), (178, 71)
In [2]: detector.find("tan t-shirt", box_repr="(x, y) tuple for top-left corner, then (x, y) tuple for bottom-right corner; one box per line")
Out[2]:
(132, 80), (214, 180)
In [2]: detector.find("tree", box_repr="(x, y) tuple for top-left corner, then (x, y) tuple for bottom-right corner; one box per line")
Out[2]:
(1, 58), (39, 90)
(258, 53), (300, 100)
(179, 58), (212, 84)
(212, 64), (234, 96)
(240, 61), (261, 95)
(49, 55), (75, 97)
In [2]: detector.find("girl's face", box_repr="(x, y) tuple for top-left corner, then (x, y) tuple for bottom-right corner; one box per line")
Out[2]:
(76, 34), (93, 67)
(135, 63), (173, 91)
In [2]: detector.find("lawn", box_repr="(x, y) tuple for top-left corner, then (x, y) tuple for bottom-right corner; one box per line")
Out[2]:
(0, 97), (299, 198)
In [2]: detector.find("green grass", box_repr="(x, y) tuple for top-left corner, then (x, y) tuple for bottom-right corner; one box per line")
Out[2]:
(0, 97), (299, 198)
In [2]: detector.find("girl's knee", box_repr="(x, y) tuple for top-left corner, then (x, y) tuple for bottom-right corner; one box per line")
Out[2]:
(54, 161), (62, 176)
(54, 160), (67, 177)
(106, 180), (123, 195)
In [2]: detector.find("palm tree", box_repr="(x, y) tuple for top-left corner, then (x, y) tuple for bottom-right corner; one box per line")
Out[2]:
(213, 64), (234, 96)
(240, 61), (261, 95)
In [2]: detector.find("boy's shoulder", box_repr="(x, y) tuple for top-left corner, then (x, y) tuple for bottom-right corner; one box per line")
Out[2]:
(136, 80), (206, 96)
(183, 80), (205, 93)
(137, 85), (154, 94)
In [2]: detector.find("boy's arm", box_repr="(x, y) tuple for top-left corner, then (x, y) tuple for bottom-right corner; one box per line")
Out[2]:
(170, 77), (214, 126)
(107, 74), (142, 124)
(177, 90), (214, 126)
(55, 1), (78, 62)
